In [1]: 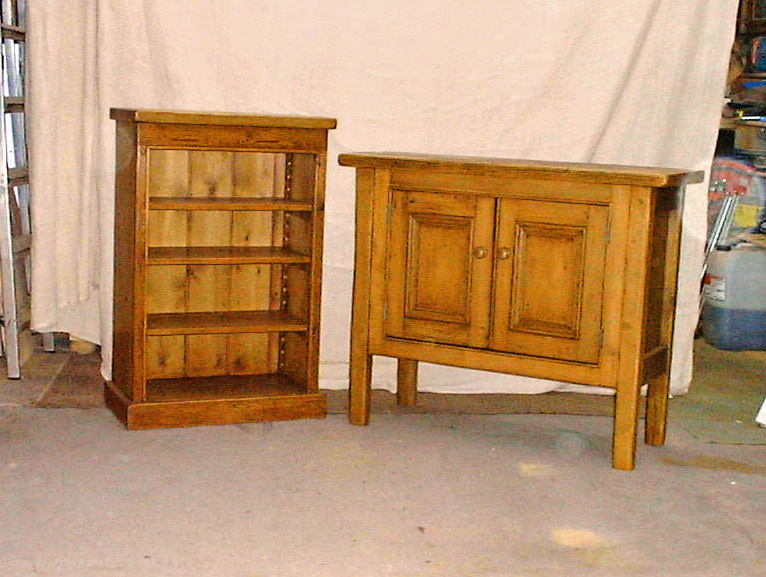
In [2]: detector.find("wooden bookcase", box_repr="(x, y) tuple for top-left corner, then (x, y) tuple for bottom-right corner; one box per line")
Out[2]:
(105, 109), (336, 429)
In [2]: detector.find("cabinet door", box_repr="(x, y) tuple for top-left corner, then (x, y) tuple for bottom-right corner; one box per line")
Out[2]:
(385, 189), (495, 347)
(490, 198), (609, 364)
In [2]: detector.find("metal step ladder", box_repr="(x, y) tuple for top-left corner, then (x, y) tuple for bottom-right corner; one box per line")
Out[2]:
(0, 0), (54, 379)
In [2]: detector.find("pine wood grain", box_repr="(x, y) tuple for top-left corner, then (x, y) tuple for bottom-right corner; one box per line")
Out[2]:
(339, 153), (704, 188)
(343, 152), (700, 470)
(109, 110), (333, 428)
(110, 108), (336, 129)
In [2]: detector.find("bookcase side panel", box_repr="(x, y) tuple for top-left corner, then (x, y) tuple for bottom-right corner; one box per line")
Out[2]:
(112, 121), (138, 397)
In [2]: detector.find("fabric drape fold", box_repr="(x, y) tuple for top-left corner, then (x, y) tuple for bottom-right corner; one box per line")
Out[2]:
(28, 0), (737, 394)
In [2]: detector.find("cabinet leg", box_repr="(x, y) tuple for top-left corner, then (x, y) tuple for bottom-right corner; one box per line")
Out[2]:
(349, 353), (372, 425)
(612, 385), (640, 470)
(397, 358), (418, 406)
(645, 371), (669, 446)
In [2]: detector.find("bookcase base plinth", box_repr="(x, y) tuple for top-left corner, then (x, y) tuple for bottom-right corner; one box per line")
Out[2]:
(104, 379), (326, 430)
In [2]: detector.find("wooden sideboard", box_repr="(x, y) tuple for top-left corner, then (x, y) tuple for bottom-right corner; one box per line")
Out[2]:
(339, 153), (704, 470)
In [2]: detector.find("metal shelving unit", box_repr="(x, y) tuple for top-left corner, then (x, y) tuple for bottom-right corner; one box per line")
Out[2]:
(0, 0), (54, 378)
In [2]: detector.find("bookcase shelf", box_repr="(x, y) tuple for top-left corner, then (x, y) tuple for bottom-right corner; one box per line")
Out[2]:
(148, 197), (315, 211)
(147, 246), (311, 265)
(146, 311), (308, 335)
(106, 109), (335, 429)
(146, 373), (307, 402)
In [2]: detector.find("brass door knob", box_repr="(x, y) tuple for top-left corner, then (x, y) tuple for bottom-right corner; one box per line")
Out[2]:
(497, 247), (512, 260)
(473, 246), (488, 259)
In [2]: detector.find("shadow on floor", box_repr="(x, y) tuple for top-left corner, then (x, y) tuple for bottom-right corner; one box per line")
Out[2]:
(3, 338), (765, 444)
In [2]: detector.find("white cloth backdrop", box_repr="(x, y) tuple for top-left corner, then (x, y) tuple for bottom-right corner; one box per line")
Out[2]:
(28, 0), (737, 395)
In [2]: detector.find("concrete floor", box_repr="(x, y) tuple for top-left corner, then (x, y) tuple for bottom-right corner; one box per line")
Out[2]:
(1, 354), (765, 576)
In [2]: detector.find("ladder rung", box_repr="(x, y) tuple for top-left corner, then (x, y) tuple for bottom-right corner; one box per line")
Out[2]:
(12, 234), (30, 254)
(4, 97), (24, 113)
(1, 24), (25, 41)
(7, 166), (28, 186)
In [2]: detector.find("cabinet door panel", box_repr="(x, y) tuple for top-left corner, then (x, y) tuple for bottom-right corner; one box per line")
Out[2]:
(490, 199), (608, 364)
(386, 190), (494, 347)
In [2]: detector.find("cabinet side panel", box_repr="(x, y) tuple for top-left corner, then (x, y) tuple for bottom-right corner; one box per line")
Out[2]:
(642, 191), (681, 353)
(286, 266), (310, 321)
(112, 121), (138, 396)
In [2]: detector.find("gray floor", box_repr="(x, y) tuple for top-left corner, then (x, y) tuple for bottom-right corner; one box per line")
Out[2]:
(1, 354), (765, 576)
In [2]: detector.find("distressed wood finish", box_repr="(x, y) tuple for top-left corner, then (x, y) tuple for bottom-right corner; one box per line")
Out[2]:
(107, 109), (334, 428)
(110, 108), (337, 129)
(340, 153), (703, 470)
(490, 197), (609, 364)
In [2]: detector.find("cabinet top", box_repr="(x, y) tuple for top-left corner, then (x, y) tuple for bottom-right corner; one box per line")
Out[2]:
(338, 152), (704, 187)
(109, 108), (337, 130)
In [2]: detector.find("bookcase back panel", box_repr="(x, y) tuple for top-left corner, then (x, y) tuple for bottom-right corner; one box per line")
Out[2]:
(146, 333), (273, 379)
(187, 265), (232, 312)
(185, 334), (228, 377)
(189, 212), (233, 246)
(148, 149), (287, 198)
(227, 333), (273, 375)
(230, 264), (274, 310)
(147, 211), (188, 247)
(233, 151), (286, 197)
(232, 212), (278, 246)
(146, 264), (274, 314)
(148, 211), (281, 248)
(146, 265), (188, 313)
(146, 335), (185, 379)
(148, 149), (189, 196)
